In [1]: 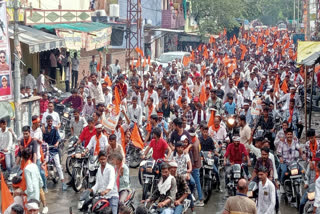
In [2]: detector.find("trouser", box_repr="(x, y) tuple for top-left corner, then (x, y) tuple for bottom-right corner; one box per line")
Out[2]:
(36, 159), (47, 190)
(212, 156), (220, 186)
(52, 153), (64, 180)
(174, 205), (184, 214)
(187, 174), (195, 208)
(40, 188), (47, 206)
(72, 70), (78, 89)
(65, 80), (70, 92)
(109, 196), (119, 214)
(5, 152), (14, 171)
(191, 168), (203, 201)
(50, 67), (56, 84)
(299, 191), (308, 214)
(119, 189), (130, 204)
(160, 207), (174, 214)
(277, 163), (288, 184)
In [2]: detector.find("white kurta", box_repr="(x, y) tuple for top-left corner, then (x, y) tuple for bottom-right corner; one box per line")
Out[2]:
(257, 178), (276, 214)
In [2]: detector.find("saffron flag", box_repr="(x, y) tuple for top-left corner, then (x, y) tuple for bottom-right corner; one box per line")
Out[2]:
(131, 123), (144, 149)
(199, 86), (206, 105)
(148, 56), (151, 65)
(207, 110), (215, 127)
(113, 87), (121, 114)
(135, 47), (144, 57)
(1, 173), (14, 213)
(281, 80), (288, 93)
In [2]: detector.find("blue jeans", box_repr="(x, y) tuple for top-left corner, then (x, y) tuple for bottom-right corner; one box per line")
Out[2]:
(5, 152), (14, 171)
(188, 174), (195, 208)
(160, 207), (174, 214)
(192, 168), (203, 201)
(109, 196), (119, 214)
(299, 191), (308, 214)
(277, 163), (288, 184)
(174, 205), (183, 214)
(36, 159), (47, 190)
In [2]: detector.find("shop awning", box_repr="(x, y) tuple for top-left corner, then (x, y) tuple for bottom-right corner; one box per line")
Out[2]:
(8, 25), (65, 54)
(33, 22), (112, 51)
(297, 41), (320, 65)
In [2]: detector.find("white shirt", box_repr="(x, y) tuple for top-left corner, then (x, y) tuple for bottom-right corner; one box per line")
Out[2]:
(209, 126), (227, 144)
(127, 104), (142, 125)
(41, 111), (60, 127)
(71, 58), (79, 71)
(115, 124), (129, 145)
(315, 177), (320, 212)
(92, 163), (119, 199)
(86, 134), (109, 152)
(257, 178), (276, 214)
(89, 82), (105, 104)
(104, 93), (112, 107)
(243, 87), (254, 100)
(36, 74), (45, 93)
(0, 127), (13, 154)
(25, 74), (37, 90)
(143, 90), (159, 106)
(30, 127), (42, 160)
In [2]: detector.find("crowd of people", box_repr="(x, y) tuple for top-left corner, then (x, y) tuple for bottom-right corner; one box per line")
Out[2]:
(2, 26), (320, 214)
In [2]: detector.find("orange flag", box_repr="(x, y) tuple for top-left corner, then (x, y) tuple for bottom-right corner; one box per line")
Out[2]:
(104, 76), (112, 86)
(257, 37), (263, 47)
(198, 44), (202, 52)
(265, 29), (270, 36)
(210, 36), (216, 44)
(199, 86), (206, 105)
(177, 97), (182, 107)
(251, 36), (256, 44)
(1, 173), (14, 213)
(281, 80), (288, 93)
(136, 57), (141, 68)
(284, 42), (290, 49)
(131, 57), (134, 70)
(113, 87), (121, 114)
(131, 123), (144, 149)
(274, 75), (280, 93)
(191, 50), (195, 62)
(203, 47), (209, 59)
(223, 28), (227, 36)
(143, 56), (146, 67)
(147, 56), (151, 65)
(207, 110), (215, 127)
(315, 65), (320, 73)
(233, 35), (237, 43)
(135, 47), (144, 57)
(229, 38), (233, 46)
(183, 56), (190, 67)
(263, 44), (268, 54)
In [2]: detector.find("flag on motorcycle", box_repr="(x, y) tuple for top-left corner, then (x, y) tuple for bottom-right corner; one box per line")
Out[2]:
(131, 123), (144, 150)
(1, 173), (14, 213)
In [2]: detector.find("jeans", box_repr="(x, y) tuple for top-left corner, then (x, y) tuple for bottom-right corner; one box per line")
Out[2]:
(52, 153), (64, 180)
(65, 80), (70, 92)
(277, 163), (288, 184)
(212, 156), (220, 186)
(36, 159), (47, 190)
(174, 205), (184, 214)
(160, 208), (174, 214)
(72, 70), (78, 89)
(192, 168), (203, 201)
(5, 152), (14, 171)
(299, 191), (308, 214)
(188, 174), (195, 208)
(109, 196), (119, 214)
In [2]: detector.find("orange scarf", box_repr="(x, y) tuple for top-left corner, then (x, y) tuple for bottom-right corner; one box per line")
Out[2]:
(288, 108), (294, 123)
(94, 134), (101, 156)
(177, 97), (182, 107)
(23, 137), (32, 148)
(20, 159), (32, 191)
(205, 81), (212, 90)
(211, 125), (220, 132)
(259, 81), (265, 92)
(120, 126), (126, 155)
(235, 78), (241, 87)
(309, 140), (318, 161)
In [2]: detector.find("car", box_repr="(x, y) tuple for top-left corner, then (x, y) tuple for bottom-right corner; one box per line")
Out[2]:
(156, 51), (191, 68)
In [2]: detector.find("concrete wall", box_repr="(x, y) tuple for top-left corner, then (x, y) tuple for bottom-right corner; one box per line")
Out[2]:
(28, 0), (90, 10)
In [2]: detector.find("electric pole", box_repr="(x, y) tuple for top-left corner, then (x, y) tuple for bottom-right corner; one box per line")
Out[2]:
(307, 0), (311, 40)
(13, 0), (21, 137)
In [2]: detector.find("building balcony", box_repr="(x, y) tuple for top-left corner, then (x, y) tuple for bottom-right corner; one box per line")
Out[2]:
(161, 10), (185, 29)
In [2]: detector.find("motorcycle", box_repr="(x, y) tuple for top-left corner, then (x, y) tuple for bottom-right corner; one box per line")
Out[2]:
(65, 136), (79, 176)
(247, 180), (259, 202)
(126, 142), (143, 168)
(123, 189), (136, 213)
(226, 164), (246, 196)
(145, 199), (190, 214)
(139, 158), (163, 200)
(55, 103), (72, 140)
(78, 190), (111, 214)
(200, 151), (218, 203)
(303, 183), (315, 214)
(47, 146), (60, 184)
(282, 161), (304, 209)
(71, 145), (88, 192)
(87, 155), (99, 188)
(217, 141), (227, 176)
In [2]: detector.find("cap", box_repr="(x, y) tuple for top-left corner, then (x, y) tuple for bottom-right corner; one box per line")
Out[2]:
(233, 136), (240, 142)
(175, 141), (184, 147)
(169, 161), (178, 168)
(106, 86), (112, 91)
(243, 102), (249, 106)
(290, 87), (296, 90)
(180, 135), (188, 141)
(1, 76), (7, 81)
(188, 128), (196, 136)
(26, 201), (40, 210)
(95, 123), (103, 129)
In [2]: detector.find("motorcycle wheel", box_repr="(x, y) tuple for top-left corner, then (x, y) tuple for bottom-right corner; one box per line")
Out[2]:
(295, 185), (301, 210)
(203, 179), (212, 203)
(72, 168), (83, 192)
(66, 157), (75, 176)
(138, 168), (144, 185)
(142, 183), (150, 200)
(303, 201), (314, 214)
(129, 152), (142, 168)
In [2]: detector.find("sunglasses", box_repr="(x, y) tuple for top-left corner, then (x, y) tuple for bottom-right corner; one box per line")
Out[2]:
(0, 56), (5, 59)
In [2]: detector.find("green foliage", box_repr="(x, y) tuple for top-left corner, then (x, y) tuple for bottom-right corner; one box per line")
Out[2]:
(191, 0), (295, 35)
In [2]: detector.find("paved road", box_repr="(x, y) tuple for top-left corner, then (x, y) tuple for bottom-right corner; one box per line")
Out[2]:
(44, 163), (299, 214)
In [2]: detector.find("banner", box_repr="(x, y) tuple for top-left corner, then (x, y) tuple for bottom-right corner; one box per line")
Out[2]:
(56, 30), (85, 50)
(86, 27), (112, 51)
(0, 1), (13, 101)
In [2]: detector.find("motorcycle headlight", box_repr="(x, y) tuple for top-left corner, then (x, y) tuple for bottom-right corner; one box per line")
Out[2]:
(75, 153), (82, 159)
(77, 201), (84, 210)
(206, 158), (215, 166)
(291, 168), (298, 175)
(63, 112), (69, 118)
(247, 191), (253, 197)
(308, 192), (315, 200)
(234, 173), (241, 178)
(227, 117), (235, 127)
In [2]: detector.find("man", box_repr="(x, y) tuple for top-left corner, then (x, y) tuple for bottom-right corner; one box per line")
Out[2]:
(89, 55), (97, 74)
(178, 98), (193, 126)
(144, 84), (159, 106)
(62, 52), (71, 92)
(283, 99), (302, 138)
(71, 52), (79, 89)
(277, 128), (302, 184)
(42, 115), (67, 190)
(278, 87), (301, 111)
(168, 161), (191, 214)
(22, 148), (43, 201)
(206, 89), (223, 115)
(223, 179), (256, 214)
(0, 50), (9, 71)
(300, 161), (317, 214)
(41, 102), (60, 128)
(143, 163), (177, 214)
(89, 73), (105, 106)
(24, 68), (36, 92)
(313, 162), (320, 214)
(36, 70), (46, 94)
(251, 147), (274, 182)
(82, 96), (95, 119)
(142, 127), (172, 161)
(16, 126), (37, 167)
(26, 199), (41, 214)
(116, 75), (128, 99)
(274, 120), (290, 149)
(61, 89), (83, 111)
(239, 115), (251, 150)
(243, 81), (254, 101)
(257, 166), (276, 214)
(77, 117), (96, 147)
(161, 79), (176, 105)
(107, 134), (125, 162)
(127, 96), (142, 126)
(169, 118), (191, 148)
(49, 51), (57, 83)
(90, 151), (119, 214)
(240, 102), (254, 128)
(86, 123), (109, 155)
(305, 129), (320, 162)
(111, 59), (121, 77)
(70, 109), (87, 137)
(0, 118), (14, 170)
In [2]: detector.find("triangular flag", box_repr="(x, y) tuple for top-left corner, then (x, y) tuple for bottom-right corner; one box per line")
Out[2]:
(1, 173), (14, 213)
(136, 57), (141, 68)
(281, 80), (288, 93)
(113, 87), (121, 114)
(135, 47), (144, 57)
(191, 50), (195, 62)
(207, 110), (215, 127)
(274, 75), (280, 93)
(199, 86), (206, 105)
(131, 123), (144, 149)
(223, 28), (227, 36)
(131, 57), (134, 70)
